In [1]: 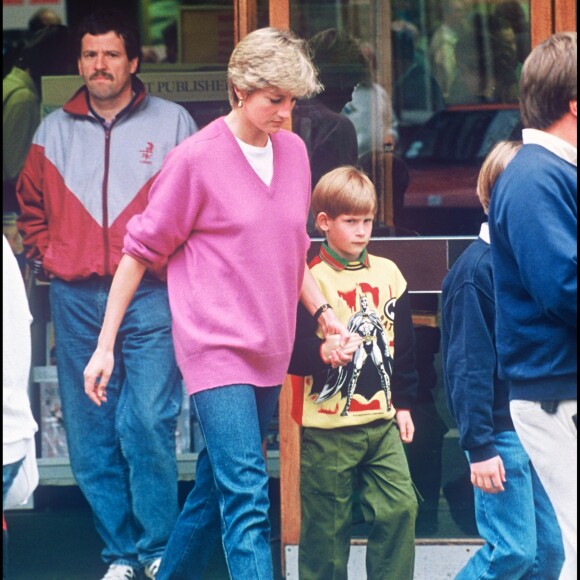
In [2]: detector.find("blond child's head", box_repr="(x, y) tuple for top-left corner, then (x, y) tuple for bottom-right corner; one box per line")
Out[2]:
(476, 140), (522, 214)
(311, 166), (377, 234)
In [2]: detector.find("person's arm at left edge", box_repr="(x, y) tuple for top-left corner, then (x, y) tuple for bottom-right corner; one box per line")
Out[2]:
(5, 94), (40, 186)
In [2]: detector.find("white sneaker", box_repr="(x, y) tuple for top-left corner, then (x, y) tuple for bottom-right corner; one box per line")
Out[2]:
(101, 563), (137, 579)
(144, 558), (162, 579)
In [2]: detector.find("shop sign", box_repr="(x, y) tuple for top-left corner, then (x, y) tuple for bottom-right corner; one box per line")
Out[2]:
(42, 71), (228, 115)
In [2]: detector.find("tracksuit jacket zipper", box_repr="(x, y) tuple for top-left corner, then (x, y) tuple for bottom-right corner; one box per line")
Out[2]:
(102, 122), (114, 277)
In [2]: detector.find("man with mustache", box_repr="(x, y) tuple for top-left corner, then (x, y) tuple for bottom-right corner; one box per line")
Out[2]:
(16, 9), (197, 579)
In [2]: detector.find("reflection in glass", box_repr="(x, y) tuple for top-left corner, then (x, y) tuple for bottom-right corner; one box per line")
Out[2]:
(342, 42), (398, 158)
(289, 0), (530, 240)
(292, 28), (367, 233)
(289, 0), (531, 540)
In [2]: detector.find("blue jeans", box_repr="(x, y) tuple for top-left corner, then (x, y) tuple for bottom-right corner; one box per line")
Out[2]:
(456, 430), (564, 579)
(157, 384), (281, 580)
(50, 277), (182, 569)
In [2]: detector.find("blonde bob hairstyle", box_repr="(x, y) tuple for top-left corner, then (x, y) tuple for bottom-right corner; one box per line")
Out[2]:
(476, 140), (521, 214)
(227, 27), (323, 108)
(311, 166), (377, 233)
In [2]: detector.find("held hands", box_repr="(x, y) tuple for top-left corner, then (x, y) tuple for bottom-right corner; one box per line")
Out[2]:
(320, 333), (363, 368)
(83, 347), (115, 406)
(470, 456), (506, 493)
(396, 409), (414, 443)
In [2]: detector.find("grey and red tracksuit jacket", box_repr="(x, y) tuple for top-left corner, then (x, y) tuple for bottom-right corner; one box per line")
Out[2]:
(16, 78), (197, 281)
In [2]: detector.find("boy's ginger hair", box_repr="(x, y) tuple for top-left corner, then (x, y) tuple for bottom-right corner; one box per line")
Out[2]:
(311, 166), (377, 233)
(477, 140), (522, 214)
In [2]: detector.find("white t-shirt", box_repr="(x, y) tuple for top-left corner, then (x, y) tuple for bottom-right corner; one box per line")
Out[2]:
(235, 136), (274, 185)
(3, 235), (39, 507)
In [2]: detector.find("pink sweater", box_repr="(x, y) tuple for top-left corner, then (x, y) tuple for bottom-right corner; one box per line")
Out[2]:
(124, 117), (312, 394)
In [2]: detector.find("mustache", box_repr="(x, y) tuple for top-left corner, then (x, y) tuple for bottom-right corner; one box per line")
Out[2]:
(90, 72), (113, 80)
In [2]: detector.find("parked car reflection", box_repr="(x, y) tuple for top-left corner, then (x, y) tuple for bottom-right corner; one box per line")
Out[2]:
(398, 105), (522, 236)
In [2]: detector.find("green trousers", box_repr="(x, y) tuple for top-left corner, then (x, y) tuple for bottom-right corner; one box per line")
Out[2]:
(299, 419), (418, 580)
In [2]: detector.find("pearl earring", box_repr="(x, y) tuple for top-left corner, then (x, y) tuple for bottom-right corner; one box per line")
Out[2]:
(238, 99), (243, 108)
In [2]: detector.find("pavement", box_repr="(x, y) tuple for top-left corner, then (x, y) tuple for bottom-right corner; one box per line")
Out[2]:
(5, 479), (480, 579)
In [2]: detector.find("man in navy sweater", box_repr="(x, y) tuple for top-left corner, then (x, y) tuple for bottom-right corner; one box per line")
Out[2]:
(488, 32), (577, 579)
(442, 140), (563, 579)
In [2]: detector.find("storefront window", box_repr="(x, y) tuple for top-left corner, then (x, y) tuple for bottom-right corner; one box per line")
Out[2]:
(290, 0), (530, 237)
(139, 0), (269, 63)
(135, 0), (530, 238)
(289, 0), (531, 540)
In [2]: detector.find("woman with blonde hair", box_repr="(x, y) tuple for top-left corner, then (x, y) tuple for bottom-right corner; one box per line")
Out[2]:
(84, 27), (350, 579)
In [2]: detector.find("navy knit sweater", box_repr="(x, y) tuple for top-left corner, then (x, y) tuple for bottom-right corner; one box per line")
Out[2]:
(442, 232), (514, 462)
(489, 144), (577, 402)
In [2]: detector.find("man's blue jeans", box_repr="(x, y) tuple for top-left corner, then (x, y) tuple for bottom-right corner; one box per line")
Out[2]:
(50, 276), (182, 569)
(157, 384), (281, 580)
(456, 430), (564, 579)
